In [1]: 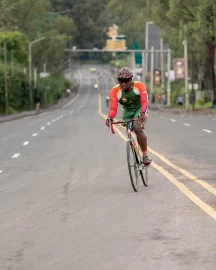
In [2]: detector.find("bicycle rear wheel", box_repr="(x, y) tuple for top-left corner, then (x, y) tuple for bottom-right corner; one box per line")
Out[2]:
(140, 166), (148, 186)
(126, 141), (139, 192)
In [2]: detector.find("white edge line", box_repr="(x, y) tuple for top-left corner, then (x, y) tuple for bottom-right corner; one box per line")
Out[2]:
(63, 69), (83, 109)
(12, 153), (20, 158)
(203, 129), (212, 133)
(23, 141), (29, 146)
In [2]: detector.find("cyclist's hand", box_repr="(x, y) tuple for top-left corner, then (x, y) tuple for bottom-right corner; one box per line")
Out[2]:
(138, 112), (145, 122)
(138, 113), (145, 129)
(105, 117), (113, 128)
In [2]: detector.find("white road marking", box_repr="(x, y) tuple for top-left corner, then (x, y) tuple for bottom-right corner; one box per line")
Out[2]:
(63, 69), (83, 109)
(69, 110), (74, 115)
(203, 129), (212, 133)
(170, 119), (176, 122)
(0, 170), (2, 174)
(23, 141), (29, 146)
(12, 153), (20, 158)
(32, 133), (38, 137)
(184, 123), (191, 127)
(79, 83), (91, 109)
(47, 122), (51, 125)
(52, 120), (56, 123)
(40, 126), (45, 130)
(56, 117), (60, 120)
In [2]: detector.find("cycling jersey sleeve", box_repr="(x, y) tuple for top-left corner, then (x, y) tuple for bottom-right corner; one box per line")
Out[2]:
(138, 83), (148, 113)
(108, 88), (118, 118)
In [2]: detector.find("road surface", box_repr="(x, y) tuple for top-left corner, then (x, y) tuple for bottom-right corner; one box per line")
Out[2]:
(0, 64), (216, 270)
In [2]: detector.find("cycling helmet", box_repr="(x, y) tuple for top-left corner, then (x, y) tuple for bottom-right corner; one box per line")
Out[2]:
(117, 67), (133, 79)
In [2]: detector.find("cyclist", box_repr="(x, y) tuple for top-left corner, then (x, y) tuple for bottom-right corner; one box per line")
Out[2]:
(106, 67), (152, 165)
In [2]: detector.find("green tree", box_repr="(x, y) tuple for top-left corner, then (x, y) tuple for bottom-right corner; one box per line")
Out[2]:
(0, 0), (16, 31)
(8, 0), (52, 39)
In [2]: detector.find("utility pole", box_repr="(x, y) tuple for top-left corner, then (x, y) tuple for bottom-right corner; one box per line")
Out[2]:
(160, 38), (164, 93)
(167, 48), (171, 106)
(11, 51), (14, 77)
(142, 50), (145, 84)
(150, 46), (154, 102)
(34, 68), (37, 89)
(145, 21), (153, 74)
(183, 25), (189, 110)
(4, 42), (8, 115)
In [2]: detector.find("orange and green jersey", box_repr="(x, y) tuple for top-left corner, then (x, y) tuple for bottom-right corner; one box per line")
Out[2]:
(108, 81), (148, 118)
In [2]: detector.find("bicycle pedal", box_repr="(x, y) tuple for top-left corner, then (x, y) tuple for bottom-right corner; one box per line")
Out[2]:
(137, 164), (143, 170)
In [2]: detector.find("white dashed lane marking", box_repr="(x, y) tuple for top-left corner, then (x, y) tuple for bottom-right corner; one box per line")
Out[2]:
(184, 123), (191, 127)
(170, 119), (176, 122)
(23, 141), (29, 146)
(1, 109), (69, 175)
(203, 129), (212, 133)
(12, 153), (20, 158)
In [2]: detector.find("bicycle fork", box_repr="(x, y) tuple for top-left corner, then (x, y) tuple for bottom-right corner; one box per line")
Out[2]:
(131, 139), (144, 171)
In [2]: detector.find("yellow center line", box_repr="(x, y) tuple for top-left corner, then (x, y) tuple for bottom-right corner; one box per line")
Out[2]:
(99, 93), (216, 197)
(98, 93), (216, 221)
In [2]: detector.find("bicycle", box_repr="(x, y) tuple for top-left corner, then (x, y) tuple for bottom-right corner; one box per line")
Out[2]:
(109, 118), (149, 192)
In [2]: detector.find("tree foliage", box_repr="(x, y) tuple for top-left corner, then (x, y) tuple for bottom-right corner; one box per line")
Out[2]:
(107, 0), (216, 96)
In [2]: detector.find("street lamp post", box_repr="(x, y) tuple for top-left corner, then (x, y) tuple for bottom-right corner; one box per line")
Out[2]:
(145, 21), (154, 74)
(29, 37), (45, 110)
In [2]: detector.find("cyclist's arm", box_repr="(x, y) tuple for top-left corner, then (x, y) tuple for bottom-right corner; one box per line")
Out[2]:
(138, 83), (148, 114)
(108, 89), (118, 118)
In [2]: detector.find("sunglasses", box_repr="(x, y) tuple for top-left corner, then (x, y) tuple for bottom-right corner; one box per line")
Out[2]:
(117, 78), (131, 83)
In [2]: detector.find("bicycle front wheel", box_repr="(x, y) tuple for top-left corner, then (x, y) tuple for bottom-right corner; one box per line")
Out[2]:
(140, 166), (148, 186)
(126, 141), (139, 192)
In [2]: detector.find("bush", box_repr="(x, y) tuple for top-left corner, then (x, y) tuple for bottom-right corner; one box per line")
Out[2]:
(196, 98), (204, 105)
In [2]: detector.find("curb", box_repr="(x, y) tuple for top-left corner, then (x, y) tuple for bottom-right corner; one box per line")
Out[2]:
(0, 92), (77, 124)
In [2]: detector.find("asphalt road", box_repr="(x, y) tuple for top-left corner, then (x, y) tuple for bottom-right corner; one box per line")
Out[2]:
(0, 64), (216, 270)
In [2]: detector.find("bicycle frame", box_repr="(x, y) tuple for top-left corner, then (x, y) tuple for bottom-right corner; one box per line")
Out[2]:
(110, 118), (142, 162)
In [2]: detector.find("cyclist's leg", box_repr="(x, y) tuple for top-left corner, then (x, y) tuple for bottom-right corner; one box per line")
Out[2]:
(133, 108), (151, 164)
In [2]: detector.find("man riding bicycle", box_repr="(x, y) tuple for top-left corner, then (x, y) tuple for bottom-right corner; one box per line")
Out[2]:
(106, 67), (152, 165)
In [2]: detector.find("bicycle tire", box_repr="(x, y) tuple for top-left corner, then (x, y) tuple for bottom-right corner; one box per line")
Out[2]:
(140, 166), (148, 186)
(126, 141), (139, 192)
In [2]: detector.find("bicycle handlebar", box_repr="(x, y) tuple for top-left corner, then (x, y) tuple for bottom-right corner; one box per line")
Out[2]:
(109, 118), (140, 134)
